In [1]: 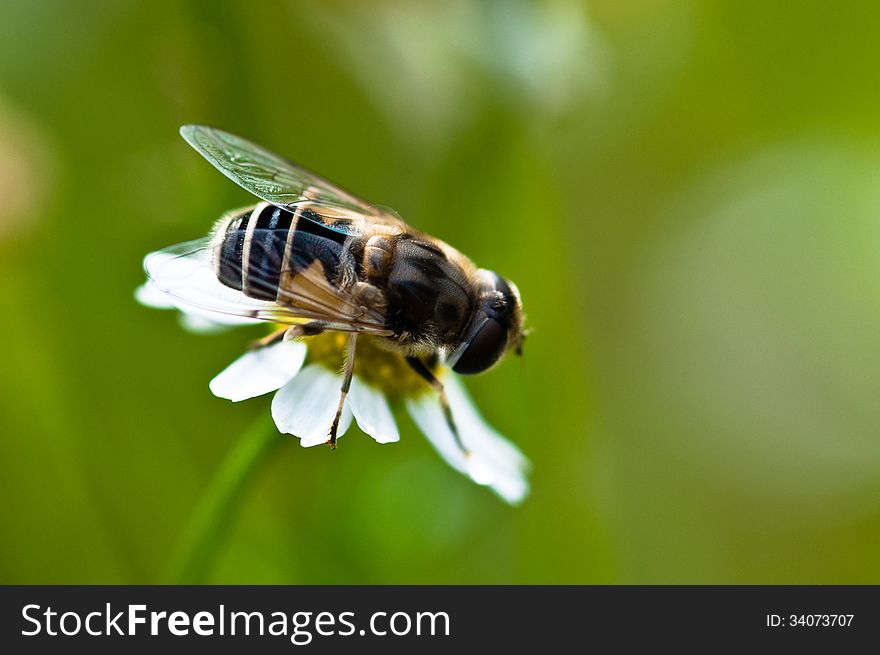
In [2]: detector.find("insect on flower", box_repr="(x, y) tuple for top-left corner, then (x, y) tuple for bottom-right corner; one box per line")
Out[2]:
(138, 126), (529, 503)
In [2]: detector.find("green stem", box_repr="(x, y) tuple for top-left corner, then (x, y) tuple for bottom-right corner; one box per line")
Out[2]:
(163, 414), (282, 584)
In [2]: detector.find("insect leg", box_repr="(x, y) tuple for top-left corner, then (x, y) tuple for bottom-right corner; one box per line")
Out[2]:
(249, 321), (328, 350)
(405, 357), (470, 456)
(281, 321), (329, 340)
(326, 332), (357, 449)
(248, 326), (289, 350)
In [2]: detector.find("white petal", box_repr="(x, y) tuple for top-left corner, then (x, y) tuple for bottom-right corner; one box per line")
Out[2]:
(209, 340), (307, 402)
(178, 312), (236, 334)
(271, 365), (353, 447)
(446, 376), (530, 504)
(406, 375), (530, 504)
(137, 280), (234, 333)
(405, 394), (468, 474)
(135, 282), (176, 309)
(348, 377), (399, 444)
(142, 246), (267, 328)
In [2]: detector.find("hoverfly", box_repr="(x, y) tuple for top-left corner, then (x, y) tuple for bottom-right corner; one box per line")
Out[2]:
(146, 126), (525, 448)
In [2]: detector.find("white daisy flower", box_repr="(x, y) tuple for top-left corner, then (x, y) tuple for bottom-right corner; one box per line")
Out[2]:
(136, 263), (530, 505)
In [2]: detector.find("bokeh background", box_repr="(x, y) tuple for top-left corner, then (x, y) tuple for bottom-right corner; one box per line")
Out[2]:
(1, 0), (880, 584)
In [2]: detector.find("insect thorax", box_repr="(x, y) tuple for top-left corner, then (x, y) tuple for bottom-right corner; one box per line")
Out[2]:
(382, 236), (474, 349)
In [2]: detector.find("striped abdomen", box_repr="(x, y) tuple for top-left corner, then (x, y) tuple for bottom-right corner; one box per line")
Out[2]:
(213, 202), (347, 301)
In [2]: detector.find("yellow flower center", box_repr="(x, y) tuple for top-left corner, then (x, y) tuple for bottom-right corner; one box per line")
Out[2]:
(299, 332), (434, 400)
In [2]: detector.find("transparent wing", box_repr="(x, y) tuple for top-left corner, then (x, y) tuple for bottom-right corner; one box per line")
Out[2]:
(180, 125), (407, 235)
(144, 239), (292, 324)
(143, 237), (392, 335)
(238, 225), (391, 332)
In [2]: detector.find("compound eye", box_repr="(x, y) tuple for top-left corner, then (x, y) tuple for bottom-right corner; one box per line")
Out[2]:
(452, 317), (508, 375)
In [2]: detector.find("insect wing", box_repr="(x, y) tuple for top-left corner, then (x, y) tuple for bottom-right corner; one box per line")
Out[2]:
(144, 236), (392, 335)
(143, 238), (291, 324)
(180, 125), (380, 227)
(236, 226), (392, 333)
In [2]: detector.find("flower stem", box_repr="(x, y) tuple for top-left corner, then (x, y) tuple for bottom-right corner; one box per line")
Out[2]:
(163, 414), (282, 583)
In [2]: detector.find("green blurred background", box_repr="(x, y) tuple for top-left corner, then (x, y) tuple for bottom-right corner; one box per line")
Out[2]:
(1, 0), (880, 584)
